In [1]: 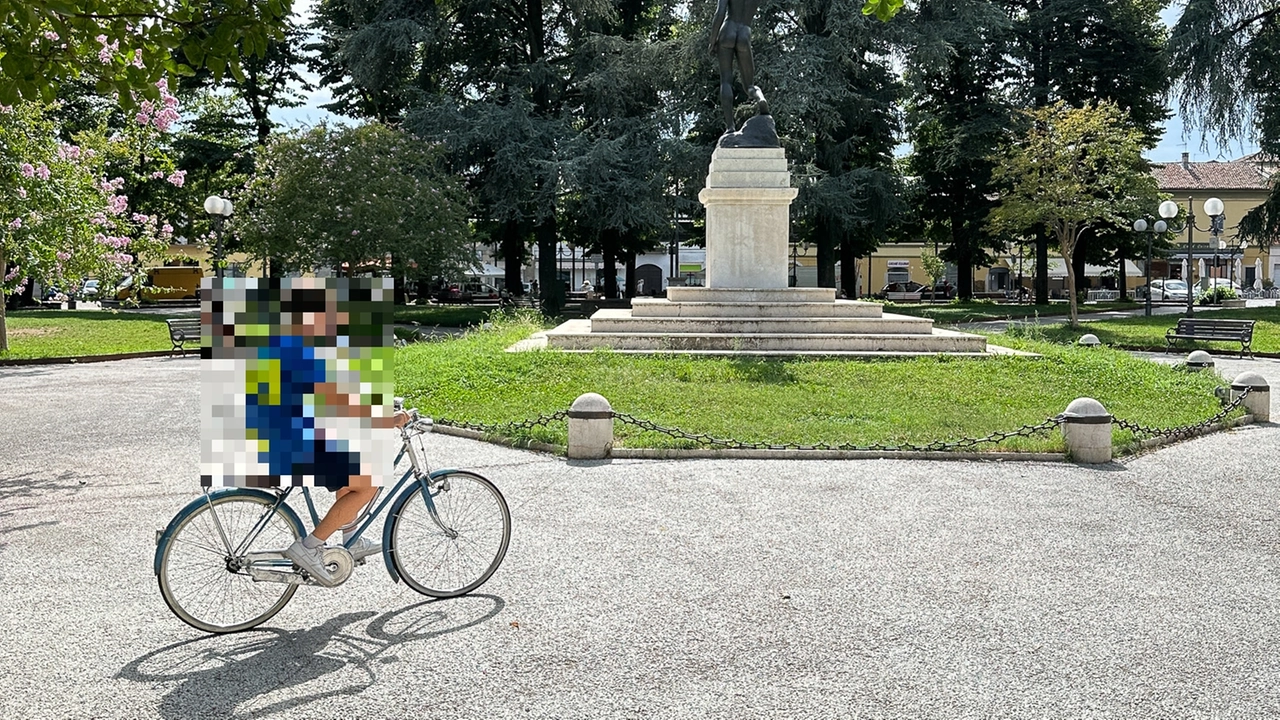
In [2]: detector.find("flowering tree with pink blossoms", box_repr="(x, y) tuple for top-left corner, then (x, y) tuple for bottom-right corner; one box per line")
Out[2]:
(0, 92), (182, 351)
(0, 0), (292, 107)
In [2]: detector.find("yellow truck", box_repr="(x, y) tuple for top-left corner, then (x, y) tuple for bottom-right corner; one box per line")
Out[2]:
(116, 266), (205, 301)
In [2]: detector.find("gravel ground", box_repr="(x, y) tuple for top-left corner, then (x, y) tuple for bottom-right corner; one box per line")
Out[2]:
(2, 356), (1279, 719)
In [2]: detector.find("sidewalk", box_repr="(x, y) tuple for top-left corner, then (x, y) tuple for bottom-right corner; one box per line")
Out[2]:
(957, 297), (1277, 331)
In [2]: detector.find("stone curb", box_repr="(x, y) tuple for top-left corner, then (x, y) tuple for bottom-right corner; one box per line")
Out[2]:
(0, 350), (185, 367)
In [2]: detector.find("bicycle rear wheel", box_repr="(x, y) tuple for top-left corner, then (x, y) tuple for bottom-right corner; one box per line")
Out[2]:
(158, 492), (301, 633)
(389, 470), (511, 598)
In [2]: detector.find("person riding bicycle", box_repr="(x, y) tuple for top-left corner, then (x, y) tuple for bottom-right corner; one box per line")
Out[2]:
(238, 289), (408, 583)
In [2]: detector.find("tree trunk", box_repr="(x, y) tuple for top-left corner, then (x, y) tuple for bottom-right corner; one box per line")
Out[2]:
(0, 245), (8, 352)
(1035, 226), (1049, 305)
(951, 218), (973, 300)
(536, 214), (562, 315)
(816, 234), (836, 288)
(624, 250), (637, 298)
(839, 237), (858, 298)
(1117, 249), (1127, 301)
(602, 229), (619, 299)
(501, 220), (525, 296)
(1062, 239), (1079, 328)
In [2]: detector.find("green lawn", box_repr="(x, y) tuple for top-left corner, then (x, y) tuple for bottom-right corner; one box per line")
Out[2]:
(395, 315), (1231, 453)
(1028, 307), (1280, 354)
(0, 310), (171, 359)
(886, 300), (1139, 324)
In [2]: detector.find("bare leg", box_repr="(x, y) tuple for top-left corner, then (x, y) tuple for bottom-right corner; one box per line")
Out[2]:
(717, 45), (736, 132)
(315, 481), (378, 539)
(736, 41), (766, 110)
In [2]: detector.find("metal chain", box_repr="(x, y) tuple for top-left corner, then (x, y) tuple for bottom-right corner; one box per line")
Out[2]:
(612, 412), (1063, 452)
(436, 410), (568, 436)
(434, 389), (1251, 452)
(1113, 387), (1250, 441)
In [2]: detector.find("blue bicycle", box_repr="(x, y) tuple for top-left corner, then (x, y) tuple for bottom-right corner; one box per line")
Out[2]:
(154, 403), (512, 634)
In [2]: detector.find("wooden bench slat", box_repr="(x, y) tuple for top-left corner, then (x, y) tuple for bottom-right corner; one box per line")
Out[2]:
(1165, 318), (1255, 358)
(166, 317), (202, 355)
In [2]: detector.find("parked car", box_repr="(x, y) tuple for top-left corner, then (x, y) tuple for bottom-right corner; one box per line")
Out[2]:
(80, 279), (100, 297)
(1199, 278), (1243, 295)
(880, 281), (927, 301)
(1139, 278), (1189, 302)
(434, 280), (501, 304)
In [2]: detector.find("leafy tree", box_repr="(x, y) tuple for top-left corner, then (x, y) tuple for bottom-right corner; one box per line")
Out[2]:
(1170, 0), (1280, 248)
(991, 101), (1158, 327)
(905, 0), (1012, 299)
(1, 101), (175, 350)
(237, 123), (474, 283)
(999, 0), (1170, 302)
(0, 0), (292, 106)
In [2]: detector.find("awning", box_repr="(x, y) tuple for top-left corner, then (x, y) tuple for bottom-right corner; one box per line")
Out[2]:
(678, 263), (704, 273)
(467, 263), (505, 278)
(1020, 258), (1144, 278)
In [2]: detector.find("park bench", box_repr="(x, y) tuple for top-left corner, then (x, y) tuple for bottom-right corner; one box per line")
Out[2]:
(165, 317), (202, 356)
(1165, 318), (1256, 358)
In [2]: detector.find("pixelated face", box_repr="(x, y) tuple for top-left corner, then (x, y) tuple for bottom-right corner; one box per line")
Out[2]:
(200, 278), (396, 489)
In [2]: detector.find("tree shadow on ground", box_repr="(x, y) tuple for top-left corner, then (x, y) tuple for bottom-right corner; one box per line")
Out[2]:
(727, 357), (798, 384)
(118, 595), (505, 719)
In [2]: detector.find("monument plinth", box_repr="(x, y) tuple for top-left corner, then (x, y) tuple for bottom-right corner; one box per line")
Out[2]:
(699, 147), (797, 290)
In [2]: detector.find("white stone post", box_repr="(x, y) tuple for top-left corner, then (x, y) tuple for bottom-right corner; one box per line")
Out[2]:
(1186, 350), (1215, 370)
(698, 147), (799, 289)
(1231, 371), (1271, 422)
(1061, 397), (1112, 464)
(567, 393), (614, 459)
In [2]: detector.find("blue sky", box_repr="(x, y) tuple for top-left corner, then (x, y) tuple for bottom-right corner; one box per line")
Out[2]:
(271, 1), (1259, 163)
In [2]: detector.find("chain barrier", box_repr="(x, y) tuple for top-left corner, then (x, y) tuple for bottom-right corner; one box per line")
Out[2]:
(435, 410), (568, 436)
(1113, 387), (1250, 441)
(612, 412), (1063, 452)
(435, 389), (1251, 453)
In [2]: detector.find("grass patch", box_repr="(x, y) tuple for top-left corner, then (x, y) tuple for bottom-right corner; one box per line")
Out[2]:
(0, 310), (171, 359)
(1030, 307), (1280, 354)
(395, 314), (1232, 453)
(886, 300), (1138, 325)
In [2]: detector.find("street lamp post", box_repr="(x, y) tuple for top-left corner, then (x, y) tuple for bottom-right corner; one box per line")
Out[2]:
(1159, 197), (1223, 317)
(203, 195), (234, 278)
(1130, 214), (1170, 317)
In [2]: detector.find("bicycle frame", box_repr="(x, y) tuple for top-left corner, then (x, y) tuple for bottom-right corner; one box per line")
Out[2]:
(155, 426), (462, 586)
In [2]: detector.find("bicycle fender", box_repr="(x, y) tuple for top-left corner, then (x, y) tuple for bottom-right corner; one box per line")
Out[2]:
(381, 468), (462, 584)
(153, 488), (307, 576)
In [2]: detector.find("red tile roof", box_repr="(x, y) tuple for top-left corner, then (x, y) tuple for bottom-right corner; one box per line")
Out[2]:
(1152, 155), (1272, 191)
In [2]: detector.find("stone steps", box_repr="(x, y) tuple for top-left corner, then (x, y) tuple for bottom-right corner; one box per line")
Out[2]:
(543, 324), (988, 353)
(631, 298), (883, 318)
(590, 310), (936, 335)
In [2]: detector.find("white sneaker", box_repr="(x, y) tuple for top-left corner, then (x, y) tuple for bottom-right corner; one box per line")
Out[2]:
(285, 540), (335, 583)
(346, 536), (382, 561)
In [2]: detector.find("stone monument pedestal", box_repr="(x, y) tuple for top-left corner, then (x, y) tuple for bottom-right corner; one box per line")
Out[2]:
(540, 145), (989, 356)
(700, 147), (797, 289)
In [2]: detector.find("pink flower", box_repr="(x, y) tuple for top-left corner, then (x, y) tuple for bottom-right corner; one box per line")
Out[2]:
(166, 170), (186, 187)
(43, 31), (59, 41)
(95, 34), (107, 43)
(161, 223), (173, 234)
(3, 265), (20, 282)
(16, 187), (26, 199)
(107, 195), (128, 215)
(19, 163), (34, 178)
(132, 49), (144, 68)
(35, 164), (50, 180)
(135, 112), (150, 126)
(56, 252), (71, 261)
(352, 229), (360, 235)
(8, 218), (21, 230)
(57, 143), (81, 160)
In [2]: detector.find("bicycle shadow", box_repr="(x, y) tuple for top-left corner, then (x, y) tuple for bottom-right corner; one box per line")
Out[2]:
(118, 595), (505, 719)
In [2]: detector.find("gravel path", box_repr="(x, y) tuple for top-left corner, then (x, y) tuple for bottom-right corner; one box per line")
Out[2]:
(2, 356), (1279, 718)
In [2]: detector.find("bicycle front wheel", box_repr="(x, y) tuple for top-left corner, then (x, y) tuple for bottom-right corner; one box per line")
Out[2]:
(158, 492), (301, 633)
(389, 470), (511, 598)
